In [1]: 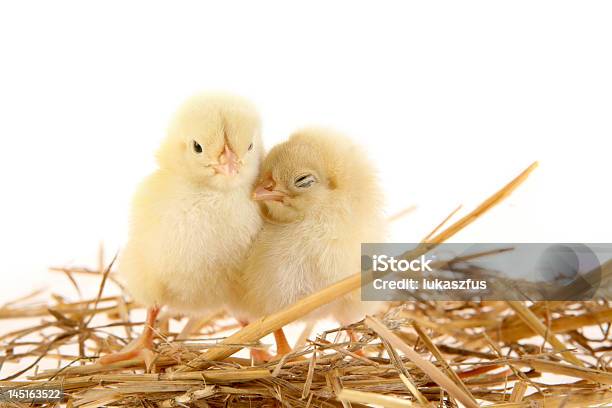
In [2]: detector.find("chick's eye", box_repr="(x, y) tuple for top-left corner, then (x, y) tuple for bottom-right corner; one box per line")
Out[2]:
(192, 140), (203, 154)
(248, 142), (253, 151)
(294, 174), (316, 189)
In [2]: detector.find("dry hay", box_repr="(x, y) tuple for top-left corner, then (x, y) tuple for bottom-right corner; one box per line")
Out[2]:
(1, 162), (611, 407)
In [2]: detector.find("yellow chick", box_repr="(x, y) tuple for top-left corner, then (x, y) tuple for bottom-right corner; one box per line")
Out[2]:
(238, 128), (387, 356)
(99, 93), (263, 365)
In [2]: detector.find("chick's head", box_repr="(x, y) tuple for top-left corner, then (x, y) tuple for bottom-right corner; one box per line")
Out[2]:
(253, 128), (382, 224)
(157, 93), (263, 189)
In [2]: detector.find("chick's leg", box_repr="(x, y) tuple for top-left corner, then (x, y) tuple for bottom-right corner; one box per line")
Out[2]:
(249, 328), (292, 362)
(273, 328), (292, 355)
(98, 306), (160, 368)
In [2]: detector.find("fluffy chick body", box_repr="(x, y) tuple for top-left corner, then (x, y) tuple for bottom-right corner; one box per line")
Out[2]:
(121, 93), (263, 315)
(238, 129), (386, 324)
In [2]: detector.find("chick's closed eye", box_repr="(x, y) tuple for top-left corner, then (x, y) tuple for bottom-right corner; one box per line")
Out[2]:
(294, 174), (316, 188)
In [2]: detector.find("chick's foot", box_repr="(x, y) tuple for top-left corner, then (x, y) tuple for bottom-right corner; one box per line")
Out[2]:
(98, 306), (160, 370)
(250, 348), (275, 363)
(249, 329), (293, 363)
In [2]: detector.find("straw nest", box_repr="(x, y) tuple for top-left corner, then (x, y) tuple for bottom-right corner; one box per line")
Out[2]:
(1, 162), (611, 408)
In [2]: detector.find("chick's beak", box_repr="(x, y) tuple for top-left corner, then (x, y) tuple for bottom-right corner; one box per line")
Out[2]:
(213, 145), (240, 176)
(252, 178), (287, 201)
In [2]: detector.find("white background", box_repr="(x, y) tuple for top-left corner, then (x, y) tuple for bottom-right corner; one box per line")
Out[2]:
(0, 1), (610, 305)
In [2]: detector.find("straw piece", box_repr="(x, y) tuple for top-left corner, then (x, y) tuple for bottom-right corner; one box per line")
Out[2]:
(302, 348), (317, 399)
(387, 205), (417, 223)
(330, 369), (352, 408)
(411, 322), (478, 406)
(425, 161), (538, 245)
(508, 381), (527, 403)
(421, 204), (462, 242)
(506, 301), (584, 367)
(338, 389), (418, 407)
(510, 358), (612, 385)
(78, 395), (122, 408)
(365, 316), (479, 408)
(490, 305), (612, 343)
(399, 374), (431, 406)
(160, 385), (216, 407)
(28, 357), (179, 379)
